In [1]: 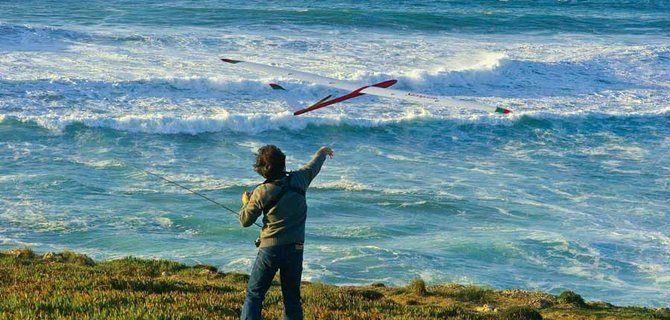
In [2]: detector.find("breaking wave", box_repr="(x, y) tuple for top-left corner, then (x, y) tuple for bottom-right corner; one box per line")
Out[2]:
(0, 109), (442, 134)
(2, 106), (670, 135)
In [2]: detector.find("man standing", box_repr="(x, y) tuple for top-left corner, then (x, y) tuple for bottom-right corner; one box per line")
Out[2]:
(239, 145), (333, 320)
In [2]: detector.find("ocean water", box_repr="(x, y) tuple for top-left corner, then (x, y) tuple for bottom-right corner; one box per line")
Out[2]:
(1, 0), (669, 307)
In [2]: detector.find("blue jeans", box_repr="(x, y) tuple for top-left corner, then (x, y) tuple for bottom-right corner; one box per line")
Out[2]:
(240, 243), (304, 320)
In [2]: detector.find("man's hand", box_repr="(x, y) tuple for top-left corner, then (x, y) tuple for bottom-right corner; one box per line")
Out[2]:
(318, 146), (334, 159)
(242, 191), (251, 206)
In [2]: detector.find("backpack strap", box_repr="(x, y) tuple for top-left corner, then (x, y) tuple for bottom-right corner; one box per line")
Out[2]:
(284, 173), (306, 197)
(262, 173), (305, 214)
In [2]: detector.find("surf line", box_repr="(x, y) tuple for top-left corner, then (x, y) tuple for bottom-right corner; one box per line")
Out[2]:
(131, 165), (262, 228)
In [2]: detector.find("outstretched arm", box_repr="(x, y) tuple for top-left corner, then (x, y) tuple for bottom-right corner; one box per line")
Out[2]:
(295, 147), (333, 188)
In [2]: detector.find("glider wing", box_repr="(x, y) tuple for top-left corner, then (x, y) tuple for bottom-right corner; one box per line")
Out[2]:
(360, 86), (511, 114)
(222, 58), (359, 91)
(221, 58), (511, 115)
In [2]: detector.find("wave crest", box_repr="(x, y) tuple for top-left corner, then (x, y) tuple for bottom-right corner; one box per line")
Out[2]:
(1, 108), (438, 134)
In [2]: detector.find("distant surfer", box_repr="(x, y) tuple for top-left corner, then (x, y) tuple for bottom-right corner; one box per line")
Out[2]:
(239, 145), (334, 320)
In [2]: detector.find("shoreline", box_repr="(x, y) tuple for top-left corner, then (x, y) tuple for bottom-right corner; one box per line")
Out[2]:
(1, 248), (667, 320)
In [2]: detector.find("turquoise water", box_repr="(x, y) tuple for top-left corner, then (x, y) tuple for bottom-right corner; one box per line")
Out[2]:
(1, 0), (669, 307)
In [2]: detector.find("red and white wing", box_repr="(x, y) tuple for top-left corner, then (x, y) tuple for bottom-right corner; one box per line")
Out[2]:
(221, 58), (511, 115)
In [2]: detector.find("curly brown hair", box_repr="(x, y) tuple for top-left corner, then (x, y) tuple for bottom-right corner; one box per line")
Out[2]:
(254, 145), (286, 180)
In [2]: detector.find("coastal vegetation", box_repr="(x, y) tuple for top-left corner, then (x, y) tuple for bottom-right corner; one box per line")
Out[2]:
(1, 248), (667, 320)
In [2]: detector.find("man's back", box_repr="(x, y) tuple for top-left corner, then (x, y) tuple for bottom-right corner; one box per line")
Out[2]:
(239, 150), (327, 247)
(239, 146), (333, 320)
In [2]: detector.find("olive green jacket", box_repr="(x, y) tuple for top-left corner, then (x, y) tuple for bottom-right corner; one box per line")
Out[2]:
(239, 151), (326, 247)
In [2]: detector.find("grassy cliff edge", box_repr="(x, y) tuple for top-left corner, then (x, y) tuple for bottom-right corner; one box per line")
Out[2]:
(0, 248), (667, 320)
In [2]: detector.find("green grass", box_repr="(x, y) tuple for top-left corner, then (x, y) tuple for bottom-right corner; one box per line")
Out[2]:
(1, 248), (668, 320)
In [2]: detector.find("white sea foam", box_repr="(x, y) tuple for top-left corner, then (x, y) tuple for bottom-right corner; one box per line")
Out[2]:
(2, 85), (666, 135)
(2, 23), (669, 135)
(312, 178), (369, 192)
(223, 257), (254, 272)
(155, 217), (173, 228)
(69, 157), (124, 169)
(0, 197), (88, 233)
(2, 107), (443, 134)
